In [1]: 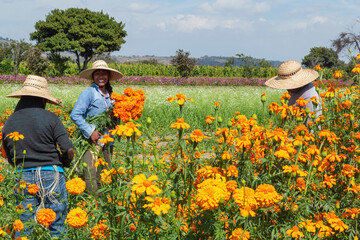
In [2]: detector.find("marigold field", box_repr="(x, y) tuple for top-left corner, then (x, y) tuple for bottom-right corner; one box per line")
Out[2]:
(1, 68), (360, 239)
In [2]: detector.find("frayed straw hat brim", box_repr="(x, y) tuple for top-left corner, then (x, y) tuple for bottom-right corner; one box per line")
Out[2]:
(6, 75), (63, 107)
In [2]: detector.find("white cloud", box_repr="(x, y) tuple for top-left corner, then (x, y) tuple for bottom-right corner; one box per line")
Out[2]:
(310, 16), (328, 24)
(157, 14), (255, 32)
(200, 0), (270, 14)
(157, 15), (215, 33)
(128, 2), (159, 13)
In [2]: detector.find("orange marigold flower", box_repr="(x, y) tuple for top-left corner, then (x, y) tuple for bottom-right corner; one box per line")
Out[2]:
(342, 164), (359, 177)
(167, 93), (193, 105)
(313, 65), (322, 71)
(227, 165), (238, 178)
(254, 184), (283, 208)
(6, 132), (24, 141)
(190, 129), (206, 142)
(295, 97), (308, 107)
(321, 174), (336, 188)
(15, 237), (30, 240)
(229, 228), (250, 240)
(131, 174), (162, 196)
(221, 151), (232, 160)
(0, 174), (4, 182)
(143, 197), (171, 215)
(196, 178), (230, 210)
(66, 207), (88, 228)
(66, 178), (86, 195)
(233, 187), (258, 217)
(281, 92), (291, 101)
(357, 54), (360, 61)
(295, 177), (306, 191)
(90, 220), (109, 240)
(213, 101), (221, 109)
(342, 208), (360, 219)
(100, 169), (112, 184)
(226, 180), (237, 193)
(332, 70), (343, 78)
(286, 226), (304, 240)
(98, 134), (114, 144)
(36, 208), (56, 228)
(306, 145), (320, 156)
(13, 219), (24, 232)
(27, 184), (39, 195)
(282, 165), (307, 177)
(94, 158), (108, 168)
(352, 64), (360, 73)
(170, 118), (190, 130)
(205, 115), (216, 124)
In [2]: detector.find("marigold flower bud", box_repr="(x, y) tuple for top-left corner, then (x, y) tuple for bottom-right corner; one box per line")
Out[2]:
(147, 117), (152, 124)
(82, 163), (88, 168)
(217, 117), (223, 123)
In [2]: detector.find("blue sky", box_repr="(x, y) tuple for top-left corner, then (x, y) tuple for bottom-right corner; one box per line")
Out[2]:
(1, 0), (360, 62)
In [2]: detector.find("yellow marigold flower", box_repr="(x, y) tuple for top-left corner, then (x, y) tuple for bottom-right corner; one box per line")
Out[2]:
(6, 132), (24, 141)
(90, 220), (109, 240)
(313, 65), (322, 71)
(254, 184), (283, 208)
(109, 124), (126, 136)
(27, 184), (39, 195)
(36, 208), (56, 228)
(123, 122), (141, 137)
(100, 169), (112, 184)
(282, 165), (307, 177)
(66, 178), (86, 195)
(333, 70), (343, 78)
(233, 187), (258, 217)
(196, 178), (230, 210)
(131, 174), (162, 196)
(98, 134), (114, 144)
(167, 93), (193, 105)
(190, 129), (206, 142)
(0, 195), (3, 207)
(15, 237), (30, 240)
(286, 226), (304, 239)
(221, 151), (232, 160)
(170, 118), (190, 130)
(143, 197), (171, 215)
(229, 228), (250, 240)
(66, 207), (88, 228)
(13, 219), (24, 232)
(324, 211), (349, 232)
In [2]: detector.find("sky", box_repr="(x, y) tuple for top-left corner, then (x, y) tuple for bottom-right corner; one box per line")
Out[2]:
(1, 0), (360, 62)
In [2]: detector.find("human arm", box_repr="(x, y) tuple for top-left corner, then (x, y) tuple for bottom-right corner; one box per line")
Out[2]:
(70, 89), (96, 139)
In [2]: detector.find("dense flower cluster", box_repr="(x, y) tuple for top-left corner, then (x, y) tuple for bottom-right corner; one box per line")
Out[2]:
(111, 88), (145, 123)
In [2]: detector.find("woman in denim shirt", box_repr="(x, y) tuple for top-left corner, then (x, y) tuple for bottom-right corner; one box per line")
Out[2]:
(70, 60), (122, 194)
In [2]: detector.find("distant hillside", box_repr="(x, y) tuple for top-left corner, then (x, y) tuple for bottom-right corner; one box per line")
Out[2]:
(113, 55), (283, 67)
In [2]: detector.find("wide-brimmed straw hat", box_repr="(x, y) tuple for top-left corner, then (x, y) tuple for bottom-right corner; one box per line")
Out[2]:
(79, 60), (123, 81)
(6, 75), (62, 107)
(265, 60), (319, 90)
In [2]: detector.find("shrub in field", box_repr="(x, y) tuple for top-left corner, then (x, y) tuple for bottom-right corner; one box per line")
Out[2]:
(1, 66), (360, 239)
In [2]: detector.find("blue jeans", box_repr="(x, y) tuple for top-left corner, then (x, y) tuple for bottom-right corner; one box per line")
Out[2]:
(14, 170), (68, 238)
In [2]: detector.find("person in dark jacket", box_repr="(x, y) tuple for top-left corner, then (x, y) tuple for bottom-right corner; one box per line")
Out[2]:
(2, 75), (74, 238)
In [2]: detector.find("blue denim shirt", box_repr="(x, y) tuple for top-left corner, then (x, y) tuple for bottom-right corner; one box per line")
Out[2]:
(70, 84), (113, 139)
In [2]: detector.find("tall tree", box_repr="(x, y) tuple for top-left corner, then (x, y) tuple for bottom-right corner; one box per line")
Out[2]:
(302, 47), (342, 68)
(30, 8), (127, 72)
(332, 21), (360, 55)
(10, 40), (31, 76)
(171, 49), (196, 78)
(26, 46), (48, 75)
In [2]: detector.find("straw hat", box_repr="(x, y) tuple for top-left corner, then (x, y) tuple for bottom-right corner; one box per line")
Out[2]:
(79, 60), (123, 81)
(265, 60), (318, 90)
(6, 75), (63, 107)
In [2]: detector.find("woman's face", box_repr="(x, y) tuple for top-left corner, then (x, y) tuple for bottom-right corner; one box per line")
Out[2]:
(93, 69), (109, 88)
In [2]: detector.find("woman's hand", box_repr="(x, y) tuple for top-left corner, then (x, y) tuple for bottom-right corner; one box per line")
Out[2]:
(90, 131), (102, 145)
